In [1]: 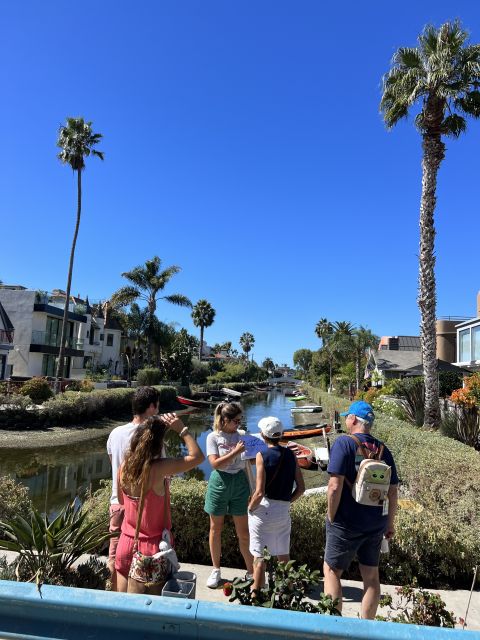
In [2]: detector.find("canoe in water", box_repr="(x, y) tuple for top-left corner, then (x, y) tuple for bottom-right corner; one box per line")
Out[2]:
(281, 424), (332, 441)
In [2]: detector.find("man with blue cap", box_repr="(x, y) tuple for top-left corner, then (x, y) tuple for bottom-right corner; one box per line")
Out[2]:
(323, 400), (398, 619)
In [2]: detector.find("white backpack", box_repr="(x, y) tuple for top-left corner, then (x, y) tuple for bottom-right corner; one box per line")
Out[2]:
(345, 435), (391, 507)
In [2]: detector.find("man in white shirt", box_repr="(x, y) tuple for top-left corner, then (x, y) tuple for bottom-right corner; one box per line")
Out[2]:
(106, 386), (160, 590)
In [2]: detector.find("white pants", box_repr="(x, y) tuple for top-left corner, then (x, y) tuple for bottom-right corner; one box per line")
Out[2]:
(248, 497), (291, 557)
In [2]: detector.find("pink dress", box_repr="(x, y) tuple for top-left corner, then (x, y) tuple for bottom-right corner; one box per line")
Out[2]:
(115, 468), (171, 578)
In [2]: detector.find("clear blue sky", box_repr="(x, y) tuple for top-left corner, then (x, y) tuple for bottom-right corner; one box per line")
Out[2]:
(1, 1), (479, 366)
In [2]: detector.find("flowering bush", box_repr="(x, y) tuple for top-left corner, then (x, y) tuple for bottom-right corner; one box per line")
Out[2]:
(450, 373), (480, 407)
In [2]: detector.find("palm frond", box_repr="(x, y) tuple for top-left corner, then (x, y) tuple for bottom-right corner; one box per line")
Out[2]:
(455, 90), (480, 117)
(394, 47), (423, 70)
(442, 113), (467, 137)
(110, 286), (140, 307)
(162, 294), (192, 307)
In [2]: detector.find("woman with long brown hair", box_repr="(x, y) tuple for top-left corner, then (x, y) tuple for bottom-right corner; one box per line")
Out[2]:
(115, 412), (204, 593)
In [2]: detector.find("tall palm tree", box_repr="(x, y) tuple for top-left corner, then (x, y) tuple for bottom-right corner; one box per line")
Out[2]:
(191, 300), (216, 360)
(239, 332), (255, 361)
(315, 318), (333, 347)
(55, 118), (103, 388)
(381, 21), (480, 428)
(111, 256), (192, 364)
(352, 326), (379, 391)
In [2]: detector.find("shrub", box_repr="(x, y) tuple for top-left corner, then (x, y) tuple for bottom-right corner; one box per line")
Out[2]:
(364, 387), (379, 405)
(438, 371), (463, 398)
(67, 379), (95, 392)
(18, 377), (53, 404)
(136, 368), (163, 386)
(190, 360), (209, 384)
(389, 377), (425, 427)
(0, 476), (31, 534)
(372, 396), (408, 421)
(0, 386), (178, 430)
(377, 582), (457, 627)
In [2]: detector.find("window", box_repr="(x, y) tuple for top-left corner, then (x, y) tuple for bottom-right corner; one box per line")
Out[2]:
(106, 334), (114, 347)
(472, 325), (480, 361)
(459, 329), (471, 362)
(100, 334), (104, 341)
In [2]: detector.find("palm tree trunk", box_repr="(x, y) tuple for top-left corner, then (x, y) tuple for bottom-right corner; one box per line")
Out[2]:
(199, 326), (204, 361)
(355, 351), (361, 391)
(418, 132), (445, 428)
(55, 169), (82, 392)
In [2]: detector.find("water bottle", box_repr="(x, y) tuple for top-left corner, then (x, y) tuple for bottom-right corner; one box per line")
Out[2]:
(381, 537), (389, 554)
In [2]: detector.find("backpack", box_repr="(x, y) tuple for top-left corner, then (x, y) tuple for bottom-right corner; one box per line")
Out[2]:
(344, 434), (391, 507)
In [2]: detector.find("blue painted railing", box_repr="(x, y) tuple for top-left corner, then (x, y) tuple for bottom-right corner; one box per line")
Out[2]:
(0, 580), (477, 640)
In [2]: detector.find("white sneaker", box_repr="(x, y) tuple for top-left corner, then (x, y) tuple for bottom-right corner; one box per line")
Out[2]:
(206, 568), (221, 589)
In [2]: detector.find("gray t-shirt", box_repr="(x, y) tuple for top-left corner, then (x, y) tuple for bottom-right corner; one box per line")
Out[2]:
(206, 430), (245, 474)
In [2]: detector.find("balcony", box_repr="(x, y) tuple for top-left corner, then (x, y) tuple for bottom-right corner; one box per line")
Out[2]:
(30, 331), (84, 357)
(0, 330), (14, 345)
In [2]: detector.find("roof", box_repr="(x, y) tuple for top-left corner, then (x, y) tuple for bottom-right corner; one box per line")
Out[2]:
(374, 350), (422, 372)
(405, 359), (471, 376)
(0, 300), (14, 331)
(104, 316), (123, 331)
(379, 336), (421, 351)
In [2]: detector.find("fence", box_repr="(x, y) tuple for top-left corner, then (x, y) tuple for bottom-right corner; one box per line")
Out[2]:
(0, 581), (477, 640)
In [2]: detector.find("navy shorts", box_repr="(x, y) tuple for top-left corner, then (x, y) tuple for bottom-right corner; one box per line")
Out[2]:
(324, 519), (384, 570)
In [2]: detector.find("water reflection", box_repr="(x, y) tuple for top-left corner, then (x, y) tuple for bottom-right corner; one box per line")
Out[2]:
(0, 391), (329, 516)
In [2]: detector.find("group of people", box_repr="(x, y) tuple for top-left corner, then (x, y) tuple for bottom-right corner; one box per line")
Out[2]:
(106, 387), (398, 619)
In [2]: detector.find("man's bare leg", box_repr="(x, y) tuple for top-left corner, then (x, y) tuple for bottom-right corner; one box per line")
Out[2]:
(323, 562), (343, 613)
(359, 563), (381, 619)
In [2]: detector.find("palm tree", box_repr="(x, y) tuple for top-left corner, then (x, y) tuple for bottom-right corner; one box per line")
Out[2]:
(380, 21), (480, 428)
(315, 318), (333, 347)
(352, 327), (379, 391)
(111, 256), (192, 364)
(191, 300), (216, 360)
(239, 332), (255, 361)
(55, 118), (103, 388)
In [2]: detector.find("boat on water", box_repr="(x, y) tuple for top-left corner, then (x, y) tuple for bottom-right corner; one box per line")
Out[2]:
(286, 441), (313, 469)
(176, 396), (215, 408)
(291, 405), (322, 414)
(288, 395), (307, 402)
(281, 424), (331, 441)
(221, 387), (243, 398)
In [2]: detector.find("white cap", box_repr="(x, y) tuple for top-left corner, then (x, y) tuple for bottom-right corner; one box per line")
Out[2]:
(258, 416), (284, 439)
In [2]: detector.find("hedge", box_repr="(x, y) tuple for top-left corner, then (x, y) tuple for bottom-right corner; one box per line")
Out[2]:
(305, 386), (480, 587)
(83, 467), (477, 589)
(0, 385), (177, 430)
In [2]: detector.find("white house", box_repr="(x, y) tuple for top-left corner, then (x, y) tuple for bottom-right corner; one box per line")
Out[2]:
(0, 299), (14, 379)
(0, 285), (123, 380)
(454, 293), (480, 372)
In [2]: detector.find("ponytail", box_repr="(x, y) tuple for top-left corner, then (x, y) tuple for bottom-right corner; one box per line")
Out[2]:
(121, 415), (167, 488)
(213, 401), (243, 431)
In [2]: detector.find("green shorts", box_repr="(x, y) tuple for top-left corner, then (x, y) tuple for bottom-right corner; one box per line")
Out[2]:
(204, 469), (250, 516)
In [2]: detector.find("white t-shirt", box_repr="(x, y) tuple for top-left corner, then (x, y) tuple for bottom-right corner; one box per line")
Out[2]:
(106, 422), (137, 504)
(206, 430), (245, 474)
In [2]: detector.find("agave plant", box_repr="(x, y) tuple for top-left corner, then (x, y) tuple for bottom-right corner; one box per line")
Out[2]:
(0, 501), (111, 583)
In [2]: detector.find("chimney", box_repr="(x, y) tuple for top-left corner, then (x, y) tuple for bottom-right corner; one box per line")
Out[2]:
(477, 291), (480, 317)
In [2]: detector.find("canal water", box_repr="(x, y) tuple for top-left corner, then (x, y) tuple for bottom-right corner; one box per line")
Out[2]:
(0, 391), (329, 517)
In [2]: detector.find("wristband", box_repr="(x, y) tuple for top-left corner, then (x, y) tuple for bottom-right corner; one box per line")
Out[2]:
(179, 426), (189, 438)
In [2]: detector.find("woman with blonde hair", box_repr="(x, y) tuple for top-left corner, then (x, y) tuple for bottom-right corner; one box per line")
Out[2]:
(204, 401), (254, 588)
(115, 413), (204, 593)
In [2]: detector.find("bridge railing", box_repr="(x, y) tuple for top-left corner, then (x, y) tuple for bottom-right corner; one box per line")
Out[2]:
(0, 580), (477, 640)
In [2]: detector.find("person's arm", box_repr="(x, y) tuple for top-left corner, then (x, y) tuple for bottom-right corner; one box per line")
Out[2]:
(327, 474), (344, 522)
(248, 452), (265, 511)
(385, 484), (398, 539)
(117, 466), (124, 505)
(156, 413), (205, 476)
(290, 460), (305, 503)
(208, 440), (245, 470)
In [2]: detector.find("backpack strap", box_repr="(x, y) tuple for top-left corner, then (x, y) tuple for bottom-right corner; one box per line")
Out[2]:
(349, 434), (384, 460)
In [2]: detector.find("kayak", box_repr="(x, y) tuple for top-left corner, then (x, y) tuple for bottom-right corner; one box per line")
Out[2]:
(176, 396), (215, 408)
(288, 395), (307, 402)
(281, 424), (332, 441)
(291, 405), (322, 413)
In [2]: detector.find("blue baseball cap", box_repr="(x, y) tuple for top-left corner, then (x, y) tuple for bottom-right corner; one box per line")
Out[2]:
(340, 400), (375, 424)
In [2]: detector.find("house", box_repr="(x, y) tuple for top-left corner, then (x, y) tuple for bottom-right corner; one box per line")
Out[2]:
(0, 285), (123, 380)
(368, 349), (467, 387)
(454, 291), (480, 372)
(378, 336), (421, 351)
(0, 300), (14, 379)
